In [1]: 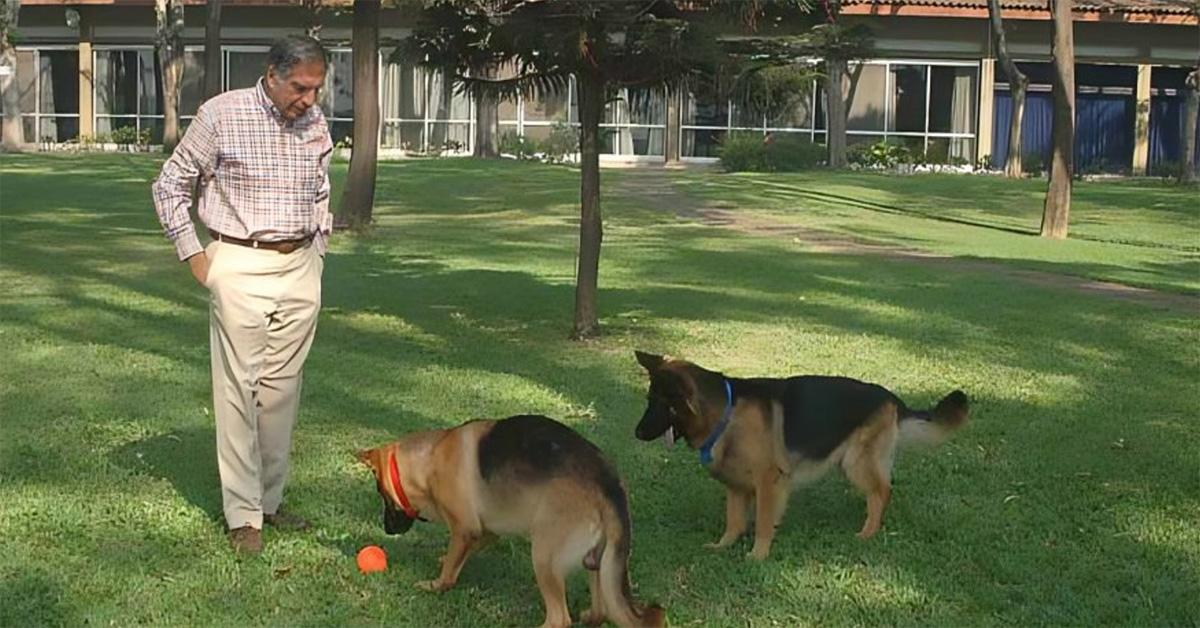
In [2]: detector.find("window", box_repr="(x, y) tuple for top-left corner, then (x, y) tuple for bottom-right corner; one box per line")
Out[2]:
(854, 60), (978, 163)
(427, 69), (472, 153)
(382, 56), (425, 150)
(486, 84), (566, 149)
(928, 66), (977, 162)
(848, 63), (887, 132)
(323, 49), (354, 146)
(226, 46), (353, 143)
(225, 49), (267, 91)
(768, 90), (816, 131)
(380, 57), (660, 159)
(94, 49), (152, 141)
(682, 60), (979, 163)
(681, 84), (728, 158)
(381, 51), (473, 154)
(929, 66), (976, 134)
(179, 51), (207, 117)
(495, 61), (521, 144)
(523, 88), (569, 123)
(95, 47), (205, 145)
(888, 64), (926, 133)
(686, 75), (823, 158)
(886, 62), (978, 163)
(498, 93), (519, 142)
(15, 48), (79, 143)
(522, 83), (571, 151)
(602, 87), (665, 157)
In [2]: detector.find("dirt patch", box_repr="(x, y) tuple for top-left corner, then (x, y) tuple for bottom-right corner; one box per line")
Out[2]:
(610, 169), (1199, 314)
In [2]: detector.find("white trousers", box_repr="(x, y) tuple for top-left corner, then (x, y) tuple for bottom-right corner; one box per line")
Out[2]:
(205, 239), (322, 530)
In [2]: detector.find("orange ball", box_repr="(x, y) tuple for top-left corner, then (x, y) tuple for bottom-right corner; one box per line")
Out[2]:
(356, 545), (388, 573)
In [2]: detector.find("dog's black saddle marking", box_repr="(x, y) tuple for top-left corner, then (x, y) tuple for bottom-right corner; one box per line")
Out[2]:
(736, 376), (906, 461)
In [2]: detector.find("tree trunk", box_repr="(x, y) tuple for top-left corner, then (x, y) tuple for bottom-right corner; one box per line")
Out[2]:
(473, 62), (499, 158)
(826, 57), (847, 168)
(1180, 67), (1198, 184)
(1, 0), (24, 151)
(304, 0), (322, 40)
(156, 0), (185, 153)
(988, 0), (1028, 177)
(1041, 0), (1074, 239)
(1007, 78), (1028, 177)
(572, 70), (605, 339)
(339, 0), (380, 229)
(204, 0), (222, 99)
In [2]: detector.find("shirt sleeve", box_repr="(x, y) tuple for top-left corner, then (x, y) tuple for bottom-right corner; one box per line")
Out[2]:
(312, 130), (336, 258)
(312, 120), (334, 257)
(151, 102), (219, 261)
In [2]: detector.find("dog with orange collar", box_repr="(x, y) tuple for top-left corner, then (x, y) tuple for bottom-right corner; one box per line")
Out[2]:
(355, 414), (664, 628)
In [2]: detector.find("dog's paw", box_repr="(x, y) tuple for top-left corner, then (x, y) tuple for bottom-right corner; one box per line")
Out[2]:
(704, 538), (735, 550)
(414, 579), (451, 593)
(745, 546), (770, 561)
(580, 609), (606, 626)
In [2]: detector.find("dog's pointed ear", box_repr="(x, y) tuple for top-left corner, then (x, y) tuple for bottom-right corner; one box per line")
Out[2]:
(664, 369), (702, 416)
(635, 350), (665, 372)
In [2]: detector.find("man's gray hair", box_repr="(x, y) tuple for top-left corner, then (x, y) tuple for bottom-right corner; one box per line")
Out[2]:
(267, 35), (327, 78)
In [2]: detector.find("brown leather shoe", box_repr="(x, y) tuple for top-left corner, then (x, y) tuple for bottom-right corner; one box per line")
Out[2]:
(228, 525), (263, 554)
(264, 508), (310, 531)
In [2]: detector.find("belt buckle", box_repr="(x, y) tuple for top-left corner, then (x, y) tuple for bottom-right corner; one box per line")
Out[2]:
(277, 241), (297, 254)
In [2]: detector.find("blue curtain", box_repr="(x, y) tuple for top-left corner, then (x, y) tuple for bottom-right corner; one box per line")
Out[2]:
(1075, 93), (1133, 171)
(990, 90), (1053, 169)
(1150, 95), (1200, 172)
(992, 90), (1132, 173)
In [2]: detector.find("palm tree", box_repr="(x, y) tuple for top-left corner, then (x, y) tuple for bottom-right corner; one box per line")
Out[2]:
(403, 0), (715, 339)
(815, 0), (872, 168)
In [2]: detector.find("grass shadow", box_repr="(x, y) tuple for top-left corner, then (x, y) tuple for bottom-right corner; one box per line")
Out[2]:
(109, 428), (223, 523)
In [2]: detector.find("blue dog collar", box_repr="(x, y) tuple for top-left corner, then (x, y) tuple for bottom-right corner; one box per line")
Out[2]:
(698, 379), (734, 466)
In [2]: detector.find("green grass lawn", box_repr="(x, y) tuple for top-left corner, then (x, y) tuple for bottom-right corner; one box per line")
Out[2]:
(681, 170), (1200, 294)
(2, 153), (1198, 626)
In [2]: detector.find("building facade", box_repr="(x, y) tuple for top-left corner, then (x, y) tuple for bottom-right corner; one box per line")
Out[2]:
(4, 0), (1198, 173)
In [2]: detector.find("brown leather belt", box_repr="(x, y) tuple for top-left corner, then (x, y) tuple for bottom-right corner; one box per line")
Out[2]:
(209, 230), (312, 254)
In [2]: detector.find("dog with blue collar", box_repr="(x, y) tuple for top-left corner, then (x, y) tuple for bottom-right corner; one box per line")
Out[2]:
(632, 350), (969, 560)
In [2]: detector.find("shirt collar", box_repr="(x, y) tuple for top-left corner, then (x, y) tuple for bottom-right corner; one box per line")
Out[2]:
(255, 77), (288, 125)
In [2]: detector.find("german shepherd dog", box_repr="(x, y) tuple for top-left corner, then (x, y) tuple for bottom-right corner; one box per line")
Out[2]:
(632, 351), (968, 560)
(356, 414), (664, 628)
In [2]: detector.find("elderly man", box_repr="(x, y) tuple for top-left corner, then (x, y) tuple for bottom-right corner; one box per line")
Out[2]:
(152, 35), (333, 554)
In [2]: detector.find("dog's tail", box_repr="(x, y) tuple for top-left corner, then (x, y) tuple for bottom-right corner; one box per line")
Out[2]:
(594, 480), (666, 628)
(898, 390), (969, 446)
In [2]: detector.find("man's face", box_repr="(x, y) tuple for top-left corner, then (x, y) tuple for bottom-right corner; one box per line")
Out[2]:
(264, 59), (326, 121)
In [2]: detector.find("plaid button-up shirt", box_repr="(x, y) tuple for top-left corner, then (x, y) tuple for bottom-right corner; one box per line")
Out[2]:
(152, 78), (334, 261)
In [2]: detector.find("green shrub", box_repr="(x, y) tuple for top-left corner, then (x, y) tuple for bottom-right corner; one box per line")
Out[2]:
(499, 132), (540, 160)
(717, 132), (769, 172)
(109, 125), (140, 146)
(1022, 151), (1045, 176)
(541, 122), (579, 164)
(430, 139), (465, 156)
(847, 140), (913, 169)
(765, 133), (824, 171)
